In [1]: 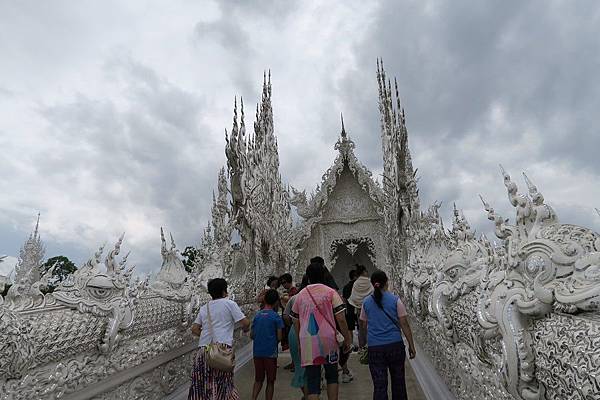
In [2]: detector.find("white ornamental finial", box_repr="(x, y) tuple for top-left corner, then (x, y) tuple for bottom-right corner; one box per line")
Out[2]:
(34, 212), (40, 240)
(169, 232), (177, 251)
(105, 233), (125, 275)
(522, 172), (536, 193)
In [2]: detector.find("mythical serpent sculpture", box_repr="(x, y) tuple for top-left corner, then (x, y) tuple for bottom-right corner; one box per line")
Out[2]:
(289, 187), (316, 219)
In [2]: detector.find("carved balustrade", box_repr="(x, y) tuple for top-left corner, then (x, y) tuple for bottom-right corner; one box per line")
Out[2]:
(0, 230), (254, 400)
(401, 168), (600, 400)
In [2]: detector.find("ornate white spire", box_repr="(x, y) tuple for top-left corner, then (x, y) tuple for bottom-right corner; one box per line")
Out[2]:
(222, 70), (293, 292)
(377, 59), (418, 270)
(15, 213), (45, 285)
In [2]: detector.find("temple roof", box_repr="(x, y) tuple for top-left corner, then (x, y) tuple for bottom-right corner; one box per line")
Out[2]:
(290, 120), (384, 245)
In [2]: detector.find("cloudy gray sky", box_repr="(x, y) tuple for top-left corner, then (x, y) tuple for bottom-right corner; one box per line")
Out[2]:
(1, 0), (599, 276)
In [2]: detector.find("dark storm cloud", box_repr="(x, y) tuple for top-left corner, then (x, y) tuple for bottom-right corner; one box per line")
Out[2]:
(332, 0), (600, 234)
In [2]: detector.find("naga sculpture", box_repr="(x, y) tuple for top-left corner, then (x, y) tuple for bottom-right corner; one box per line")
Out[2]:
(289, 187), (316, 220)
(150, 228), (193, 302)
(54, 234), (137, 354)
(476, 168), (600, 399)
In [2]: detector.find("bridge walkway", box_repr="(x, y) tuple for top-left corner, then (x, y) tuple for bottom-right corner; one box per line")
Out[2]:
(233, 350), (426, 400)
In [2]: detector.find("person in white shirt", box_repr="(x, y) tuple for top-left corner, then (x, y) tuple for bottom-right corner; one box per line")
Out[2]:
(189, 278), (250, 400)
(348, 265), (374, 348)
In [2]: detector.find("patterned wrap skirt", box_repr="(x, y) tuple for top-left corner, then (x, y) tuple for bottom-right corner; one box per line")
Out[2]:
(188, 346), (240, 400)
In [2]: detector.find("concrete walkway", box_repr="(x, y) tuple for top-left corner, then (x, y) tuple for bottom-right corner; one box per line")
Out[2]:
(234, 351), (426, 400)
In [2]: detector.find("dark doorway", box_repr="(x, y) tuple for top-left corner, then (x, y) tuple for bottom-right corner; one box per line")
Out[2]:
(330, 240), (375, 289)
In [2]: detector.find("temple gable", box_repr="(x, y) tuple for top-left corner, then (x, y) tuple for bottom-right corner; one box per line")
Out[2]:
(321, 165), (381, 223)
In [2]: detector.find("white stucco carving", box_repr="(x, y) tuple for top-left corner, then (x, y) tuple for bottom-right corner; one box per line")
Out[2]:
(150, 228), (192, 302)
(53, 235), (137, 354)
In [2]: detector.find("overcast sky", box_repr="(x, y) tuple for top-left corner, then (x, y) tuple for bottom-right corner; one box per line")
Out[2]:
(1, 0), (599, 277)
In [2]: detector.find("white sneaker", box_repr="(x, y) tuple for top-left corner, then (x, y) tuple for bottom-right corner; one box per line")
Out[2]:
(341, 371), (354, 383)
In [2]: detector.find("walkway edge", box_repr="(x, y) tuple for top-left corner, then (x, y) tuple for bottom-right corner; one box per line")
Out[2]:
(409, 341), (457, 400)
(164, 343), (254, 400)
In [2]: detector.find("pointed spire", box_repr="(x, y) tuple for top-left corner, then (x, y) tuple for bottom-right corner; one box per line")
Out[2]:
(522, 172), (536, 194)
(394, 78), (402, 125)
(479, 194), (493, 213)
(340, 112), (347, 138)
(232, 96), (238, 136)
(499, 163), (507, 177)
(34, 212), (40, 239)
(169, 232), (176, 250)
(240, 97), (245, 138)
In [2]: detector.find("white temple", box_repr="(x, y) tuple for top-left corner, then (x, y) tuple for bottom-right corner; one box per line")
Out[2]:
(1, 61), (599, 400)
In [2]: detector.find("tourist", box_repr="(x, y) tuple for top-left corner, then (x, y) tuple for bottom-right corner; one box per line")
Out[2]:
(342, 268), (358, 343)
(278, 272), (298, 369)
(279, 272), (298, 305)
(359, 270), (416, 400)
(189, 278), (250, 400)
(251, 289), (284, 400)
(291, 261), (352, 400)
(348, 264), (373, 348)
(310, 256), (339, 290)
(257, 275), (280, 309)
(283, 293), (308, 398)
(339, 268), (359, 383)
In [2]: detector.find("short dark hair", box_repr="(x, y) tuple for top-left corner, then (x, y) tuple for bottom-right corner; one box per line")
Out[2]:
(306, 262), (326, 285)
(264, 289), (280, 306)
(266, 275), (279, 287)
(310, 256), (325, 266)
(207, 278), (227, 299)
(279, 273), (293, 284)
(355, 264), (367, 276)
(349, 269), (358, 280)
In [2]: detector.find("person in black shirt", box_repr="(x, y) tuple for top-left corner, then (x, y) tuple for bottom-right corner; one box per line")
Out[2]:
(340, 268), (358, 383)
(342, 269), (358, 340)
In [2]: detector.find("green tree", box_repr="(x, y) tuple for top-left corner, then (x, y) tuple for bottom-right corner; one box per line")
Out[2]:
(41, 256), (77, 293)
(1, 283), (10, 297)
(181, 246), (200, 273)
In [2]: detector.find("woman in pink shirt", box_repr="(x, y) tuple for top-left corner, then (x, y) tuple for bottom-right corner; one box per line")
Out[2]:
(291, 262), (352, 400)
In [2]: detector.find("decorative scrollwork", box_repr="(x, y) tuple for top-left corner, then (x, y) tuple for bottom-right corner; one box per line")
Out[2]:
(0, 307), (35, 379)
(53, 236), (136, 354)
(329, 235), (377, 266)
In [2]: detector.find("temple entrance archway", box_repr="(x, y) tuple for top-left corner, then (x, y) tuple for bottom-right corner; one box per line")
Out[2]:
(329, 237), (376, 287)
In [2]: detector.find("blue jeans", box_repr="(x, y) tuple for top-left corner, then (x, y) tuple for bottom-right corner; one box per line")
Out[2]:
(368, 341), (407, 400)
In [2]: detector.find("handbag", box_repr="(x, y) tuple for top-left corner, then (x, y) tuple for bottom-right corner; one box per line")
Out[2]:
(359, 346), (369, 364)
(205, 301), (235, 372)
(306, 287), (345, 346)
